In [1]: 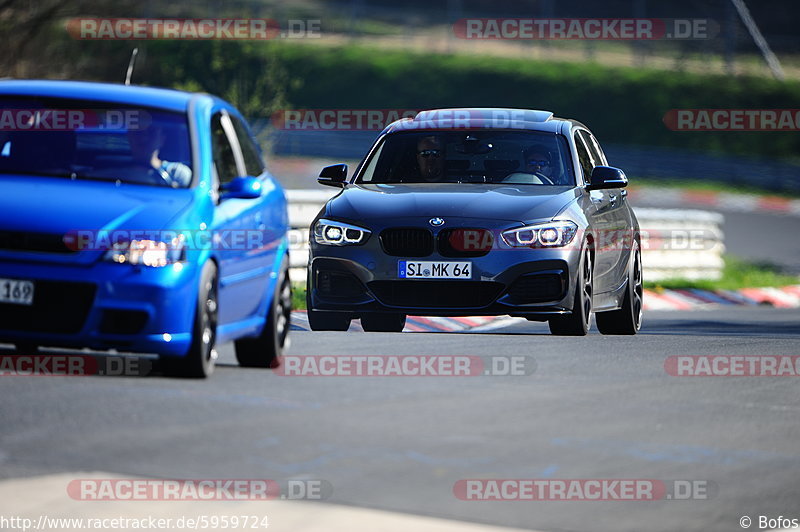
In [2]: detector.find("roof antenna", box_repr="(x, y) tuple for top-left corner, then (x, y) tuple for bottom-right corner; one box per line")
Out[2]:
(124, 48), (139, 86)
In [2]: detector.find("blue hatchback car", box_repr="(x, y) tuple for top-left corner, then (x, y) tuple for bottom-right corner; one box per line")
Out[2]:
(0, 80), (291, 377)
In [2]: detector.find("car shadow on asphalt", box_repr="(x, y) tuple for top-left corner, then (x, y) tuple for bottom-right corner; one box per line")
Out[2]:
(0, 345), (164, 378)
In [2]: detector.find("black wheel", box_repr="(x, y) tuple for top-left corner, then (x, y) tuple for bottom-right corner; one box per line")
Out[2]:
(306, 288), (351, 331)
(549, 245), (592, 336)
(307, 309), (352, 331)
(14, 342), (38, 354)
(235, 258), (292, 368)
(161, 261), (218, 378)
(596, 241), (643, 335)
(361, 313), (406, 332)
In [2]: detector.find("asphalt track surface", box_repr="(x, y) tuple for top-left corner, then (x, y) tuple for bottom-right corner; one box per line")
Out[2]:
(2, 307), (799, 532)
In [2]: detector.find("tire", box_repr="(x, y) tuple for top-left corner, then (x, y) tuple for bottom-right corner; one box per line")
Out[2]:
(235, 258), (292, 368)
(307, 309), (352, 331)
(306, 289), (351, 331)
(161, 261), (218, 378)
(549, 245), (593, 336)
(361, 313), (406, 332)
(596, 241), (643, 335)
(14, 343), (38, 354)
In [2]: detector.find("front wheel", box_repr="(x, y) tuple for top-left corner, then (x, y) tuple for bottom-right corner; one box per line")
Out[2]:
(235, 258), (292, 368)
(549, 245), (592, 336)
(14, 343), (38, 354)
(307, 309), (352, 331)
(596, 241), (643, 335)
(162, 261), (218, 378)
(361, 313), (406, 332)
(306, 290), (351, 331)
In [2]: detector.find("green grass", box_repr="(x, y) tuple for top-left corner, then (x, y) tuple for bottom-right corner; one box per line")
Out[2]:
(644, 255), (800, 291)
(631, 177), (800, 199)
(292, 282), (307, 310)
(269, 41), (800, 162)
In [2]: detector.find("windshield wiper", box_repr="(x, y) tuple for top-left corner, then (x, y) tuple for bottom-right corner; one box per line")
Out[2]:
(0, 169), (121, 182)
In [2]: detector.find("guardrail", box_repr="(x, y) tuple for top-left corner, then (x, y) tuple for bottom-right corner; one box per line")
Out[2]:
(286, 190), (725, 283)
(636, 208), (725, 281)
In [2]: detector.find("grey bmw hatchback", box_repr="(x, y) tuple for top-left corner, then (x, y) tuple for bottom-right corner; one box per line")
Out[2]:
(307, 108), (642, 336)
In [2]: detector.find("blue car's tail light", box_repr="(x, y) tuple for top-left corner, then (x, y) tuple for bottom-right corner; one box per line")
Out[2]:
(501, 221), (578, 248)
(313, 219), (371, 246)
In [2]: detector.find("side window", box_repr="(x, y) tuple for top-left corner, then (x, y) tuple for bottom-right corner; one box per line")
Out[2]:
(211, 112), (239, 185)
(573, 132), (594, 182)
(579, 130), (606, 166)
(231, 117), (265, 176)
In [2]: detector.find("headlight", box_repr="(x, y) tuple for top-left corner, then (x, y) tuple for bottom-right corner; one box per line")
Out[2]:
(313, 219), (370, 246)
(105, 236), (186, 267)
(501, 221), (578, 248)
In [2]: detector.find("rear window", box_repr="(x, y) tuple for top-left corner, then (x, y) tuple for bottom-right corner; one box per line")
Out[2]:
(0, 97), (193, 188)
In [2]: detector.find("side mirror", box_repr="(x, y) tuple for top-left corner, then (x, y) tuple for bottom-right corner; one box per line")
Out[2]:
(587, 166), (628, 190)
(318, 164), (348, 188)
(220, 175), (262, 200)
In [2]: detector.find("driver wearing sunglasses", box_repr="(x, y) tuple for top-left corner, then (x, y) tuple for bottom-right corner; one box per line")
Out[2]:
(416, 135), (445, 182)
(500, 145), (559, 185)
(523, 146), (558, 184)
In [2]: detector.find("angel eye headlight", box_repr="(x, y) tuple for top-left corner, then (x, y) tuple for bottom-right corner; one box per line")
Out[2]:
(501, 221), (578, 248)
(324, 226), (342, 242)
(314, 219), (371, 246)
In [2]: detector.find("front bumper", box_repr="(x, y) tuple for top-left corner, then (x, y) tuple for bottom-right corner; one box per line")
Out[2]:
(308, 242), (582, 318)
(0, 260), (199, 356)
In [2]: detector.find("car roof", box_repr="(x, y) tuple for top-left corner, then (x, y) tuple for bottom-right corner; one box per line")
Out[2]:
(381, 107), (572, 135)
(0, 79), (213, 113)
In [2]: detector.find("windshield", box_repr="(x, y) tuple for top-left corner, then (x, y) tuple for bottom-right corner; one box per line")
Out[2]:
(0, 97), (193, 188)
(358, 130), (575, 186)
